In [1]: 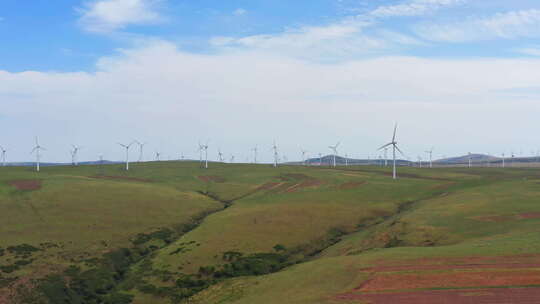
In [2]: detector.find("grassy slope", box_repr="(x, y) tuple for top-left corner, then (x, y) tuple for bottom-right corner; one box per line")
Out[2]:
(189, 167), (540, 303)
(2, 162), (540, 303)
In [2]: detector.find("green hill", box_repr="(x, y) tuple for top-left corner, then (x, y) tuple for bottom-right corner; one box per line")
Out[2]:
(1, 163), (540, 303)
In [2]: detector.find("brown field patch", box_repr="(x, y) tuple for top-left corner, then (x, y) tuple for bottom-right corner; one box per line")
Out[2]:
(284, 179), (324, 193)
(8, 180), (42, 191)
(519, 212), (540, 219)
(90, 175), (151, 182)
(338, 181), (366, 190)
(359, 270), (540, 292)
(197, 175), (225, 183)
(335, 287), (540, 304)
(472, 215), (517, 222)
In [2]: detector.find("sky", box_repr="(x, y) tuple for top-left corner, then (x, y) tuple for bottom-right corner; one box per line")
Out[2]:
(1, 0), (540, 163)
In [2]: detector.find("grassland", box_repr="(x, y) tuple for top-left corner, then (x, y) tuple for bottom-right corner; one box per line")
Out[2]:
(0, 162), (540, 303)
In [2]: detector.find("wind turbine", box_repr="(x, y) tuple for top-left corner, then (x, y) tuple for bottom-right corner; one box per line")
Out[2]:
(155, 151), (161, 161)
(117, 141), (135, 171)
(425, 147), (434, 168)
(378, 124), (404, 180)
(301, 149), (308, 166)
(70, 145), (82, 166)
(135, 141), (146, 162)
(345, 153), (349, 167)
(31, 137), (46, 172)
(252, 146), (258, 164)
(0, 146), (7, 167)
(501, 153), (506, 168)
(271, 141), (278, 168)
(218, 149), (224, 162)
(319, 153), (323, 166)
(202, 142), (209, 168)
(468, 152), (472, 168)
(328, 142), (340, 168)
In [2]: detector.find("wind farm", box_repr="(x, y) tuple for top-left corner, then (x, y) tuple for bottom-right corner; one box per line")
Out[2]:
(3, 1), (540, 303)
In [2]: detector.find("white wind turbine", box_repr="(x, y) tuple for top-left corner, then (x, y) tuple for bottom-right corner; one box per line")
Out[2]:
(301, 149), (308, 166)
(378, 124), (404, 180)
(425, 147), (434, 168)
(328, 142), (340, 168)
(117, 141), (135, 171)
(345, 153), (349, 167)
(70, 145), (82, 166)
(218, 149), (224, 162)
(468, 152), (472, 168)
(155, 151), (161, 161)
(135, 141), (146, 162)
(501, 153), (506, 168)
(252, 146), (258, 164)
(271, 141), (278, 168)
(31, 137), (46, 172)
(0, 146), (7, 167)
(202, 142), (209, 169)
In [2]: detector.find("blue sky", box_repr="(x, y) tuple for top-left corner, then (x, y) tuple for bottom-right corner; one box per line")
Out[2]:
(1, 0), (540, 162)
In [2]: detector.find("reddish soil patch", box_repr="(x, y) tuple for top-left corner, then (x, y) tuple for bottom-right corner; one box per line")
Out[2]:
(472, 215), (516, 222)
(519, 212), (540, 219)
(279, 173), (310, 181)
(338, 181), (366, 190)
(256, 182), (282, 191)
(90, 175), (151, 182)
(8, 180), (42, 191)
(197, 175), (225, 183)
(284, 179), (324, 193)
(359, 270), (540, 292)
(336, 287), (540, 304)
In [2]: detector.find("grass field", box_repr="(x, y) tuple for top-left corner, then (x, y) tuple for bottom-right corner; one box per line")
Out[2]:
(1, 162), (540, 303)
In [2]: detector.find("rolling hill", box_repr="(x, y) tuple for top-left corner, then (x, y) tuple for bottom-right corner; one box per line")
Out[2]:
(1, 162), (540, 303)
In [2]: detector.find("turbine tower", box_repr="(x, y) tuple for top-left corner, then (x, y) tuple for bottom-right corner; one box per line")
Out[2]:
(271, 141), (278, 168)
(319, 153), (323, 166)
(71, 145), (82, 166)
(135, 141), (146, 162)
(252, 146), (258, 164)
(425, 147), (434, 168)
(468, 152), (472, 168)
(31, 137), (46, 172)
(218, 149), (224, 162)
(328, 142), (340, 168)
(345, 153), (349, 167)
(155, 151), (161, 161)
(0, 146), (7, 167)
(378, 123), (404, 180)
(301, 149), (308, 166)
(501, 153), (505, 168)
(117, 141), (135, 171)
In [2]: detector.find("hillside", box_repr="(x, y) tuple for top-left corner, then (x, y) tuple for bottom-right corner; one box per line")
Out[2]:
(1, 163), (540, 303)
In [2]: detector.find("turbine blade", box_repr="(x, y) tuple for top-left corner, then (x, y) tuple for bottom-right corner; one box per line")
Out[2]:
(392, 123), (397, 142)
(395, 145), (405, 156)
(378, 143), (392, 150)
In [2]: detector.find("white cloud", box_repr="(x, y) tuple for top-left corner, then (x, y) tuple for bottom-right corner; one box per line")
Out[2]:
(78, 0), (163, 33)
(1, 41), (540, 162)
(233, 8), (247, 16)
(416, 9), (540, 42)
(209, 18), (425, 61)
(370, 0), (464, 18)
(515, 46), (540, 56)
